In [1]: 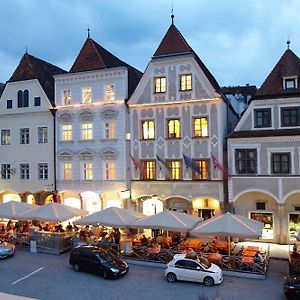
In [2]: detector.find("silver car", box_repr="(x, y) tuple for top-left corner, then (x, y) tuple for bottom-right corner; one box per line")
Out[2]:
(0, 242), (15, 258)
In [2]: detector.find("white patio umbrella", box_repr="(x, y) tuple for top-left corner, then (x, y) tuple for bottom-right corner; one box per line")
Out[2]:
(130, 210), (201, 232)
(0, 201), (38, 220)
(20, 202), (87, 223)
(74, 206), (142, 227)
(190, 212), (264, 255)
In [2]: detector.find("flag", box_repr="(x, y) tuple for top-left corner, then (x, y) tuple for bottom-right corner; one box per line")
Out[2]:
(156, 155), (172, 178)
(182, 153), (201, 174)
(156, 155), (166, 165)
(211, 153), (228, 179)
(130, 154), (140, 169)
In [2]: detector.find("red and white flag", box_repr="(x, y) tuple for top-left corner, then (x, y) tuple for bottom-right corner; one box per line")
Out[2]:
(130, 155), (140, 169)
(211, 153), (229, 179)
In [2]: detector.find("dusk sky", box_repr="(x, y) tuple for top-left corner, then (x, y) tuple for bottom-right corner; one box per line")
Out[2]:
(1, 0), (300, 87)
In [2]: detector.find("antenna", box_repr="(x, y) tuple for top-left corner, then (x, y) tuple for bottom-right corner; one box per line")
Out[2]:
(87, 27), (90, 38)
(287, 35), (290, 49)
(171, 2), (174, 25)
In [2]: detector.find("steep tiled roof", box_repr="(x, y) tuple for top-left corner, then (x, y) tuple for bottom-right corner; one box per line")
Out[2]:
(0, 83), (5, 97)
(254, 49), (300, 99)
(228, 128), (300, 139)
(222, 85), (257, 97)
(8, 53), (67, 105)
(152, 24), (220, 92)
(70, 37), (142, 98)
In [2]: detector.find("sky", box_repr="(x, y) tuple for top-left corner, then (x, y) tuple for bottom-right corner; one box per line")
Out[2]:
(1, 0), (300, 87)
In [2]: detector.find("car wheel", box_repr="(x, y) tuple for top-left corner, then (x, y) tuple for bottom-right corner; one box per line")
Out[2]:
(103, 271), (109, 280)
(203, 276), (214, 286)
(166, 272), (177, 283)
(73, 264), (80, 272)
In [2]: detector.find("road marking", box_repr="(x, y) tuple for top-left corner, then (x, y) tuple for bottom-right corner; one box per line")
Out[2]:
(11, 267), (44, 285)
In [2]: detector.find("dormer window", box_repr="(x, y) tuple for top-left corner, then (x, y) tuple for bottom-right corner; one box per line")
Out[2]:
(284, 77), (297, 89)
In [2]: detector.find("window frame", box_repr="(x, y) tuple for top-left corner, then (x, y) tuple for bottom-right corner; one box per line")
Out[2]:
(235, 149), (257, 175)
(284, 77), (297, 89)
(7, 100), (12, 109)
(20, 163), (30, 180)
(193, 160), (209, 180)
(193, 117), (208, 138)
(179, 74), (192, 91)
(105, 161), (116, 180)
(63, 162), (72, 180)
(38, 127), (48, 144)
(38, 163), (48, 180)
(281, 106), (300, 127)
(166, 160), (182, 180)
(105, 84), (115, 101)
(81, 122), (93, 140)
(34, 97), (41, 107)
(271, 152), (291, 174)
(82, 87), (92, 104)
(254, 108), (272, 128)
(1, 129), (11, 145)
(141, 120), (155, 140)
(141, 160), (156, 180)
(82, 162), (93, 180)
(63, 89), (71, 105)
(153, 77), (167, 94)
(104, 122), (116, 139)
(1, 164), (11, 180)
(61, 124), (72, 141)
(167, 119), (181, 139)
(20, 128), (30, 144)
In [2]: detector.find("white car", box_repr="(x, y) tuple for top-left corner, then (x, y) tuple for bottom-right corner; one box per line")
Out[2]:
(165, 254), (223, 286)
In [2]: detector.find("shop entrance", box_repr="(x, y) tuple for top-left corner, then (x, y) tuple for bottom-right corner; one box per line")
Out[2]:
(198, 209), (215, 220)
(289, 213), (300, 241)
(250, 212), (274, 239)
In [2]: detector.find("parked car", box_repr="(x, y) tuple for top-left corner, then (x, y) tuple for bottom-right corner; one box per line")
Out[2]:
(0, 241), (15, 259)
(165, 254), (223, 286)
(69, 245), (128, 279)
(284, 275), (300, 299)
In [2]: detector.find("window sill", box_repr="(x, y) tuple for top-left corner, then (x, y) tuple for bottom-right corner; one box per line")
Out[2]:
(59, 140), (74, 144)
(79, 139), (95, 143)
(100, 138), (118, 142)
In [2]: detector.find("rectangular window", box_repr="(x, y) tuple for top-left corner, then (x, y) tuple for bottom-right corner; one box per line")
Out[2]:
(20, 164), (29, 180)
(272, 153), (290, 174)
(20, 128), (30, 144)
(281, 107), (300, 127)
(61, 124), (72, 141)
(167, 119), (180, 138)
(34, 97), (41, 106)
(194, 160), (209, 180)
(105, 162), (116, 180)
(1, 129), (11, 145)
(82, 123), (93, 140)
(7, 100), (12, 109)
(63, 162), (72, 180)
(105, 84), (115, 101)
(154, 77), (166, 93)
(235, 149), (257, 174)
(285, 78), (296, 89)
(193, 117), (208, 137)
(82, 87), (92, 104)
(63, 89), (71, 105)
(38, 163), (48, 180)
(141, 160), (156, 180)
(179, 74), (192, 91)
(1, 164), (11, 179)
(256, 202), (266, 210)
(105, 122), (115, 139)
(83, 163), (93, 180)
(141, 120), (155, 140)
(38, 127), (48, 144)
(254, 108), (271, 128)
(167, 160), (182, 180)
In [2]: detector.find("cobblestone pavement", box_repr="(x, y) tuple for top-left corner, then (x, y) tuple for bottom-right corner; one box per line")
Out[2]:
(0, 251), (289, 300)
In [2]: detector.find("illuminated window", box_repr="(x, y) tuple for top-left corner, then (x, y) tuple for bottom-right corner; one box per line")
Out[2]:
(63, 162), (72, 180)
(1, 129), (10, 145)
(105, 84), (115, 101)
(105, 162), (115, 180)
(167, 119), (180, 138)
(180, 74), (192, 91)
(20, 128), (30, 144)
(63, 89), (71, 105)
(193, 117), (208, 137)
(83, 163), (93, 180)
(82, 123), (93, 140)
(61, 124), (72, 141)
(141, 160), (156, 180)
(194, 160), (209, 180)
(105, 122), (115, 139)
(167, 160), (182, 180)
(141, 120), (155, 140)
(82, 87), (92, 104)
(154, 77), (166, 93)
(38, 127), (48, 144)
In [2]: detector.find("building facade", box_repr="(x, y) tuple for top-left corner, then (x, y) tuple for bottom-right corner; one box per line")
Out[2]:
(0, 53), (66, 204)
(54, 37), (142, 214)
(228, 47), (300, 244)
(128, 21), (237, 218)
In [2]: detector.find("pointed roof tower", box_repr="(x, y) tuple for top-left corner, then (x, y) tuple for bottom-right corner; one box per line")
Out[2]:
(70, 37), (142, 97)
(153, 22), (220, 92)
(8, 53), (67, 104)
(255, 48), (300, 99)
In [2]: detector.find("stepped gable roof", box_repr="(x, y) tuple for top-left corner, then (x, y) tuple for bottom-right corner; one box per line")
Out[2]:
(0, 83), (5, 97)
(70, 37), (142, 98)
(8, 53), (67, 105)
(255, 49), (300, 99)
(153, 24), (220, 92)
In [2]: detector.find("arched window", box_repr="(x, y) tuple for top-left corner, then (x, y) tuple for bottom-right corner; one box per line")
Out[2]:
(23, 90), (29, 107)
(17, 90), (23, 108)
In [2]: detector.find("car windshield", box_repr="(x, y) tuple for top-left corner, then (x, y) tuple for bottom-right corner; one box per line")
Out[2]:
(95, 250), (121, 265)
(196, 256), (211, 269)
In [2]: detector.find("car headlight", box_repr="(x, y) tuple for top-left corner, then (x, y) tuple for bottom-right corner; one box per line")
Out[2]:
(110, 268), (120, 273)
